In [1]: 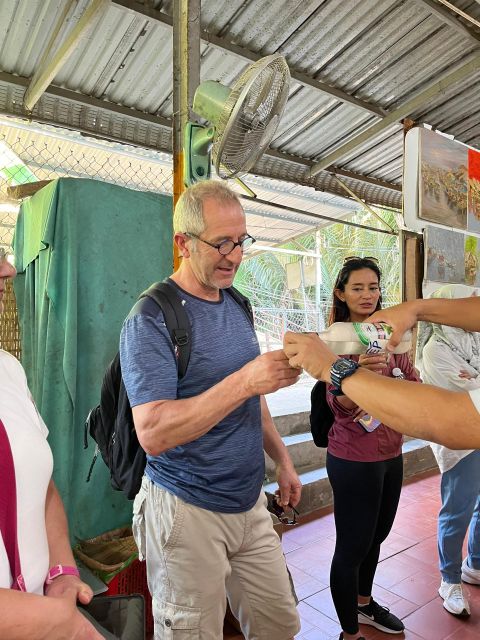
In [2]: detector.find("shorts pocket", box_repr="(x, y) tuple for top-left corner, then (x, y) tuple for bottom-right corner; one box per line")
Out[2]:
(153, 489), (184, 550)
(153, 599), (201, 639)
(132, 479), (147, 560)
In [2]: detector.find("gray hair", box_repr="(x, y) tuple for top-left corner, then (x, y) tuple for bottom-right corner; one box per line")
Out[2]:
(173, 180), (243, 235)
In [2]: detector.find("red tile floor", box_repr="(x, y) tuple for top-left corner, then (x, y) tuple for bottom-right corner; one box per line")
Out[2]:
(223, 470), (480, 640)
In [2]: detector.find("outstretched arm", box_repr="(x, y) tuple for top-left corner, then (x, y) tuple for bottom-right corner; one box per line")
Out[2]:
(368, 297), (480, 350)
(132, 350), (300, 456)
(283, 331), (480, 449)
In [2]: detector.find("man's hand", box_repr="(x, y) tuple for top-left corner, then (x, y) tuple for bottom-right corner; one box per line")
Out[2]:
(283, 332), (337, 382)
(45, 575), (93, 605)
(275, 461), (302, 509)
(368, 301), (419, 352)
(242, 349), (301, 396)
(358, 353), (388, 374)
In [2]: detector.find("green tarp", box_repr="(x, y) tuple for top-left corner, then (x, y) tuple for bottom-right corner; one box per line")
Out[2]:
(14, 177), (173, 541)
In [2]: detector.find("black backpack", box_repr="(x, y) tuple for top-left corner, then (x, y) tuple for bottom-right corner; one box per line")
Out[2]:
(309, 380), (335, 447)
(84, 280), (253, 499)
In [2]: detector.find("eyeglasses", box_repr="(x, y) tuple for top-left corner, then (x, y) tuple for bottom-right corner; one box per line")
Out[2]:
(265, 492), (299, 526)
(343, 255), (379, 264)
(185, 233), (256, 256)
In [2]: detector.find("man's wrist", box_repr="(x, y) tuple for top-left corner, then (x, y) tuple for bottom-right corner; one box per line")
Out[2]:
(323, 355), (339, 384)
(275, 456), (294, 469)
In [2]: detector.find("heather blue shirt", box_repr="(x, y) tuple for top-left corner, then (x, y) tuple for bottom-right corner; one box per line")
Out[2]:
(119, 280), (263, 513)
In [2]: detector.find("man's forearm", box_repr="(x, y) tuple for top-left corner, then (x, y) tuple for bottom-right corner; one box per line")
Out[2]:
(415, 296), (480, 331)
(133, 368), (253, 456)
(341, 369), (480, 449)
(261, 396), (290, 466)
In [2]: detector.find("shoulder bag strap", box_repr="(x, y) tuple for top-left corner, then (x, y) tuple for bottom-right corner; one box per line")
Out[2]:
(0, 419), (26, 591)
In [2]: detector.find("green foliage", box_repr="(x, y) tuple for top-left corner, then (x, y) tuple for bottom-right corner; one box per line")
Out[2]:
(236, 208), (401, 331)
(465, 235), (478, 255)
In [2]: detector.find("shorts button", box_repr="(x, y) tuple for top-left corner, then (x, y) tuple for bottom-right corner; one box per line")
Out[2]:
(165, 618), (172, 627)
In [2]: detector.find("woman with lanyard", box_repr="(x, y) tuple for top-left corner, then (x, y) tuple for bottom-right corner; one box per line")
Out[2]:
(323, 256), (420, 640)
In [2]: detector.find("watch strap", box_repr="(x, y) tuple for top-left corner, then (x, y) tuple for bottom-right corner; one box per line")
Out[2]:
(45, 564), (80, 585)
(330, 358), (359, 395)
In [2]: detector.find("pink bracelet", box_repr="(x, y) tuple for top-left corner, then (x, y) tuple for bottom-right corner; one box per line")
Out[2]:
(45, 564), (80, 585)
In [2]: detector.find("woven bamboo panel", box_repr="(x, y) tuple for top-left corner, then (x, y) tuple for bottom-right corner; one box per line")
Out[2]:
(0, 277), (21, 359)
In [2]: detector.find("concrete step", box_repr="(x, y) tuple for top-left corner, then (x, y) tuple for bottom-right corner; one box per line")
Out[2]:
(264, 438), (438, 517)
(273, 411), (310, 438)
(265, 432), (322, 476)
(265, 427), (421, 476)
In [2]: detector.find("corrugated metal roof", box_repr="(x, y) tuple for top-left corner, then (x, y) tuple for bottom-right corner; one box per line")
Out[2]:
(0, 0), (479, 218)
(0, 116), (366, 248)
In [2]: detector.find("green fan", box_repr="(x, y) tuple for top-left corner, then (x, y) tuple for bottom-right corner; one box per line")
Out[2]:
(184, 54), (290, 185)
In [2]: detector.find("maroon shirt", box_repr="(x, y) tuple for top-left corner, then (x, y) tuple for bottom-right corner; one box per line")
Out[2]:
(327, 352), (420, 462)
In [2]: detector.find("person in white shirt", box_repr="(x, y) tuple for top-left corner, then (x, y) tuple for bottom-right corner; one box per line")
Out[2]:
(283, 295), (480, 449)
(0, 248), (102, 640)
(417, 284), (480, 617)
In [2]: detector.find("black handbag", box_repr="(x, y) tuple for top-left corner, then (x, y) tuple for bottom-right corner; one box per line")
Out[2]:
(309, 380), (335, 447)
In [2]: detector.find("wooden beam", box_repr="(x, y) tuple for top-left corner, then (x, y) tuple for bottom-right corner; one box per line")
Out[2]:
(24, 0), (110, 111)
(6, 180), (52, 200)
(308, 52), (480, 177)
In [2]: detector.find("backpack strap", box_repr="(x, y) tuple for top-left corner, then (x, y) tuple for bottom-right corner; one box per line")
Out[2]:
(140, 281), (191, 379)
(139, 282), (252, 378)
(226, 286), (254, 326)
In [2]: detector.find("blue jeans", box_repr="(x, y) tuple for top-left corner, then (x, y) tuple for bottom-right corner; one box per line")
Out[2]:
(439, 450), (480, 583)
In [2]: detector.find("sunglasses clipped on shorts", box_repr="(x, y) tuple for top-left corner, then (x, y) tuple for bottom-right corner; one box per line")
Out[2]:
(265, 491), (299, 526)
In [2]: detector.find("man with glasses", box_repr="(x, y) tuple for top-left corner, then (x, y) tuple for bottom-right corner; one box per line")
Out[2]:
(120, 180), (301, 639)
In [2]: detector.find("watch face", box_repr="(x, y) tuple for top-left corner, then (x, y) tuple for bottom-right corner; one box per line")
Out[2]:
(332, 358), (357, 376)
(330, 358), (359, 393)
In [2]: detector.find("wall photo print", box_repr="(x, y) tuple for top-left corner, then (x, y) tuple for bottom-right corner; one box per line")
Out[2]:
(420, 128), (468, 229)
(425, 225), (465, 284)
(468, 148), (480, 233)
(465, 235), (479, 285)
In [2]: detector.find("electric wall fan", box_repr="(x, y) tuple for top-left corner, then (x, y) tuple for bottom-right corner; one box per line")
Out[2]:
(184, 54), (290, 184)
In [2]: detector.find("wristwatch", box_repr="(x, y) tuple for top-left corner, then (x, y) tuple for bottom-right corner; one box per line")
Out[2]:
(329, 358), (360, 396)
(45, 564), (80, 585)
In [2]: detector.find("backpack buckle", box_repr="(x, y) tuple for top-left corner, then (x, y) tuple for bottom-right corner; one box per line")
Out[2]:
(173, 329), (189, 347)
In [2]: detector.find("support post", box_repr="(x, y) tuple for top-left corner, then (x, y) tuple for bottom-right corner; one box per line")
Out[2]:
(172, 0), (201, 271)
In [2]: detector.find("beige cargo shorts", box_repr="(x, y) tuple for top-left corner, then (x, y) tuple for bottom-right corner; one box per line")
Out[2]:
(132, 477), (300, 639)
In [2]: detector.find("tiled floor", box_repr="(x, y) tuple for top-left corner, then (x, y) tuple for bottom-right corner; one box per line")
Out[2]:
(223, 470), (480, 640)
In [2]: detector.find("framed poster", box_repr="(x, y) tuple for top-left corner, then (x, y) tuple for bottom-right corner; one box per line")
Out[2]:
(425, 225), (465, 284)
(419, 129), (467, 230)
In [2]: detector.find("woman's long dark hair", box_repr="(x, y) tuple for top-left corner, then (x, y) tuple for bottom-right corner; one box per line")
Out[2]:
(328, 258), (382, 325)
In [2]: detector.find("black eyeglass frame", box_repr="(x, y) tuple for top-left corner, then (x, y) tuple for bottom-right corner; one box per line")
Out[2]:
(266, 492), (300, 526)
(185, 232), (256, 256)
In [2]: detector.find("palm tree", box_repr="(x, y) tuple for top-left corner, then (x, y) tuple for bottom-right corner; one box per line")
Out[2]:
(235, 209), (400, 342)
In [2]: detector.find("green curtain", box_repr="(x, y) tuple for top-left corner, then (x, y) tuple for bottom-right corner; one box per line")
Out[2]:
(14, 178), (173, 541)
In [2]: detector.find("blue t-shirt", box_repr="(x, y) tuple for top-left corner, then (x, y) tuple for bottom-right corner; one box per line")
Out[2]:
(119, 281), (264, 513)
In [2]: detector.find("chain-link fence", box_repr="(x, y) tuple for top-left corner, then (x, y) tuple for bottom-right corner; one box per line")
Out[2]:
(0, 117), (174, 357)
(0, 116), (401, 361)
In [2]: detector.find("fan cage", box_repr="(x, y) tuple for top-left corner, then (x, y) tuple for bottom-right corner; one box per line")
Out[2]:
(213, 56), (290, 179)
